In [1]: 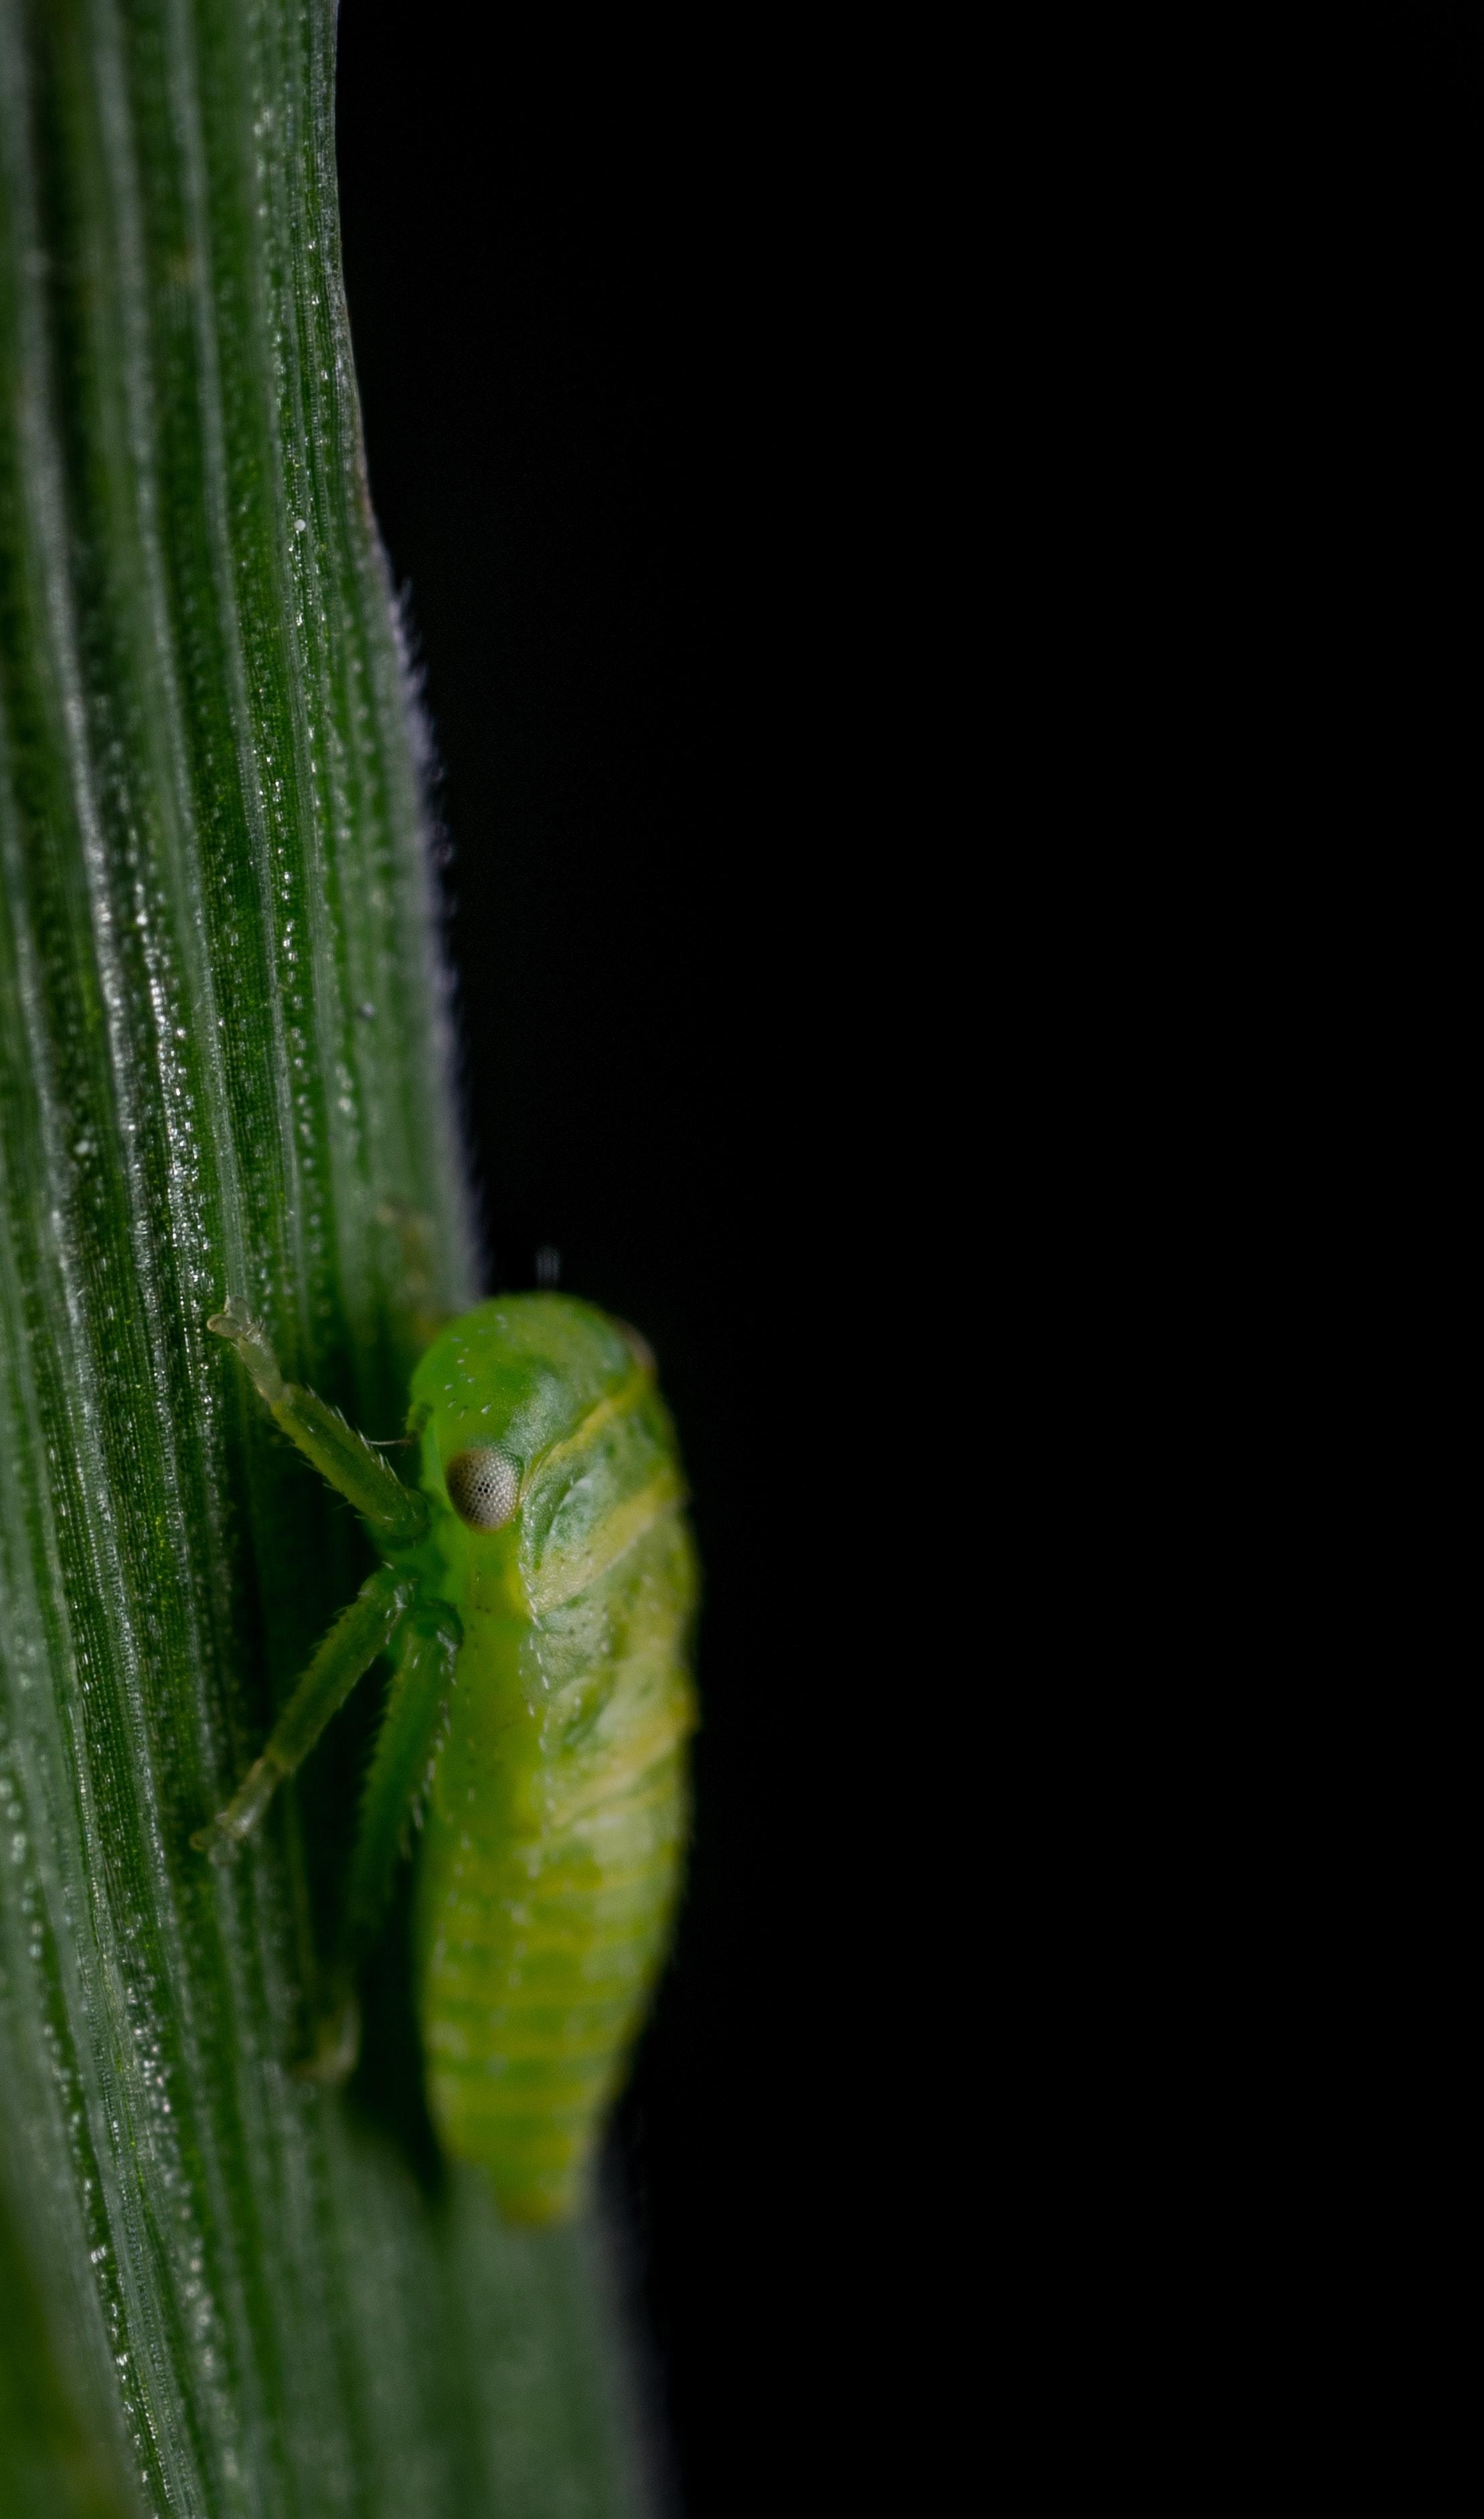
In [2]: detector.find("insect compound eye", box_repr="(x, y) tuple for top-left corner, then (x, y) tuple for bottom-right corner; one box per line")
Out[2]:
(444, 1447), (520, 1532)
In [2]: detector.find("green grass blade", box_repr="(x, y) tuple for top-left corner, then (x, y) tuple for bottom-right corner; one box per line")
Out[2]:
(0, 3), (649, 2510)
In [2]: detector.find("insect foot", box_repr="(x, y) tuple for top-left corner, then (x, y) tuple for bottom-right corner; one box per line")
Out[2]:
(293, 1989), (361, 2087)
(207, 1295), (286, 1406)
(190, 1751), (286, 1862)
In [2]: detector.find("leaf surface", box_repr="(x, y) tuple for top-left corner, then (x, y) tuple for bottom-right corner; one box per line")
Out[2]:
(0, 4), (648, 2510)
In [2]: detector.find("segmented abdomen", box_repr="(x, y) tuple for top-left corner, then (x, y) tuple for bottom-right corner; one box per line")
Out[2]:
(420, 1500), (696, 2224)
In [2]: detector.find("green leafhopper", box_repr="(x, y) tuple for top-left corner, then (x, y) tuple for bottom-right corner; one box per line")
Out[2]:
(197, 1291), (698, 2226)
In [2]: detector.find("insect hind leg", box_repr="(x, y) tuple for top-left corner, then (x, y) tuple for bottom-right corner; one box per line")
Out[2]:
(295, 1599), (462, 2084)
(344, 1600), (461, 1960)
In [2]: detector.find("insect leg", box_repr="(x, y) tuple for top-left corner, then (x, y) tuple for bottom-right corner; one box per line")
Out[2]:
(192, 1564), (414, 1861)
(296, 1597), (461, 2085)
(208, 1297), (428, 1548)
(343, 1597), (462, 1961)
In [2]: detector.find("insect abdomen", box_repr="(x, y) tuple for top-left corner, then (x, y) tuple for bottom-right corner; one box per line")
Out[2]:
(420, 1401), (697, 2224)
(424, 1741), (688, 2223)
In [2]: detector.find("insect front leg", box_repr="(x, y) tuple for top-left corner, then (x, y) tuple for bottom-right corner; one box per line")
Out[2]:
(192, 1565), (414, 1860)
(208, 1296), (428, 1547)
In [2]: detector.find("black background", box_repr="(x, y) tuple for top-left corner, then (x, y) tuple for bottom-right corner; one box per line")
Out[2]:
(331, 17), (1484, 2506)
(336, 25), (843, 2514)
